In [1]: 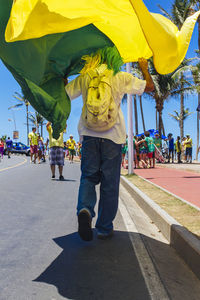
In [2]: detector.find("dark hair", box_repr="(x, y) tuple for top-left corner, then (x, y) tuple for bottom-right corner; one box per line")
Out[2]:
(144, 131), (150, 137)
(32, 127), (36, 130)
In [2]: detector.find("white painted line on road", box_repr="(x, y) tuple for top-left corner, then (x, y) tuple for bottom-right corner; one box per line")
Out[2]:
(0, 157), (27, 172)
(119, 198), (170, 300)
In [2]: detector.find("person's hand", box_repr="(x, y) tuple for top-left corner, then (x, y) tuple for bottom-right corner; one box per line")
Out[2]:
(46, 121), (51, 128)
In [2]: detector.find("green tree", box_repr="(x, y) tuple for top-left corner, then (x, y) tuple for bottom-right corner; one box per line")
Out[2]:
(28, 112), (46, 137)
(169, 108), (194, 130)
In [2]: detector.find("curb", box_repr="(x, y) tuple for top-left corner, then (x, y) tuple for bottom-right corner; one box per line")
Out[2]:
(121, 175), (200, 280)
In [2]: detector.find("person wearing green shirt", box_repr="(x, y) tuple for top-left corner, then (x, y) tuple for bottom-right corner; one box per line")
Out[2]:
(153, 133), (162, 151)
(145, 131), (155, 168)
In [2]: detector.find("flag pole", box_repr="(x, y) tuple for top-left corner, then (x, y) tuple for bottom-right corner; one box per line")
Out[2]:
(126, 63), (134, 174)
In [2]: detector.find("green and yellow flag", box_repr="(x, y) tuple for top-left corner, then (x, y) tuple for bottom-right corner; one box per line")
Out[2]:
(0, 0), (199, 137)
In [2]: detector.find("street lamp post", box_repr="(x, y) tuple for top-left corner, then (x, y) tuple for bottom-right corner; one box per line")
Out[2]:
(126, 63), (134, 174)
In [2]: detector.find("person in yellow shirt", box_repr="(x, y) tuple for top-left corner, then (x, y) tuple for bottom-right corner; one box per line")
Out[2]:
(28, 127), (38, 163)
(67, 134), (76, 163)
(175, 136), (182, 164)
(46, 122), (66, 180)
(184, 134), (193, 163)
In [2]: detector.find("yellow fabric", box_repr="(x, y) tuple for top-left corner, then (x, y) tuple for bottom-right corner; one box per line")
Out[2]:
(67, 138), (76, 150)
(5, 0), (200, 74)
(184, 138), (192, 148)
(47, 125), (64, 148)
(28, 132), (38, 146)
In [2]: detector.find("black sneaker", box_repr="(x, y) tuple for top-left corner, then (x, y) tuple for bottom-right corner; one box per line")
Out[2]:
(59, 175), (64, 181)
(51, 175), (55, 180)
(78, 209), (93, 241)
(97, 230), (114, 240)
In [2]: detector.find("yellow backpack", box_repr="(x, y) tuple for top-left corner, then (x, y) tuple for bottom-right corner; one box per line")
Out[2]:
(81, 68), (118, 132)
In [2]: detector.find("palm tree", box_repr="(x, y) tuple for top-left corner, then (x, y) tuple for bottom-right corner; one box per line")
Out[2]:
(168, 108), (194, 135)
(139, 96), (146, 132)
(13, 92), (30, 145)
(28, 112), (46, 137)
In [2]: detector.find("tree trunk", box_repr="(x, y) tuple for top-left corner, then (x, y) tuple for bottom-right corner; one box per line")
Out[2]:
(196, 93), (200, 160)
(139, 96), (146, 132)
(180, 74), (184, 140)
(26, 104), (29, 145)
(156, 108), (158, 131)
(161, 117), (165, 137)
(134, 95), (138, 135)
(158, 109), (162, 136)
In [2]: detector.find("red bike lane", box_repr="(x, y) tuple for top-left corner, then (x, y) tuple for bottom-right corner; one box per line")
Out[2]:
(134, 167), (200, 209)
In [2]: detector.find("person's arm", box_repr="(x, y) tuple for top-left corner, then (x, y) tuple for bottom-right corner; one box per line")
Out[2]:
(138, 58), (154, 92)
(65, 75), (82, 100)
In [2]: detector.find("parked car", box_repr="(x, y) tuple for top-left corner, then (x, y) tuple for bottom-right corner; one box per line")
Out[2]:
(5, 142), (30, 156)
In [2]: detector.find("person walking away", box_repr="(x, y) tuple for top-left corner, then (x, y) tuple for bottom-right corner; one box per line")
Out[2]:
(168, 133), (174, 163)
(37, 134), (44, 163)
(0, 138), (4, 160)
(175, 136), (182, 163)
(184, 134), (193, 163)
(145, 131), (155, 168)
(67, 134), (76, 163)
(28, 127), (38, 163)
(46, 122), (66, 180)
(5, 137), (13, 158)
(65, 47), (154, 241)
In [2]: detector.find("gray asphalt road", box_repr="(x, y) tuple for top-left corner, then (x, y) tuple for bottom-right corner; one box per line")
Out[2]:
(0, 156), (200, 300)
(0, 157), (151, 300)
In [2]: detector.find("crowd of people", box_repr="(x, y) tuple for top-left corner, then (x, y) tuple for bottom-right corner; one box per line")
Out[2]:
(0, 137), (13, 160)
(121, 132), (193, 169)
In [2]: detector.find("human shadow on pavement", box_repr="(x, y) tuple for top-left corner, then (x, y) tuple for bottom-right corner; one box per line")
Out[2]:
(34, 231), (151, 300)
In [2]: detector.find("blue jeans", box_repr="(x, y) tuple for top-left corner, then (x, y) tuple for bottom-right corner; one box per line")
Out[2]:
(77, 136), (122, 234)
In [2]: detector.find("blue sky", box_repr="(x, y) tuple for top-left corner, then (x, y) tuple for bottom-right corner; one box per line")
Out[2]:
(0, 1), (198, 157)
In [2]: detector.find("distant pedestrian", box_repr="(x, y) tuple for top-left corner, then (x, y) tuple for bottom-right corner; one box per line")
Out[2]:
(37, 134), (45, 163)
(184, 134), (193, 163)
(145, 131), (155, 168)
(28, 127), (38, 163)
(0, 138), (4, 159)
(67, 134), (76, 163)
(175, 136), (182, 163)
(46, 122), (65, 180)
(5, 137), (13, 158)
(153, 133), (162, 152)
(168, 133), (174, 163)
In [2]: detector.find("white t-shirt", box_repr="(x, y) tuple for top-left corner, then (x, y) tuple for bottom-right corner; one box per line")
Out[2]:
(66, 64), (146, 144)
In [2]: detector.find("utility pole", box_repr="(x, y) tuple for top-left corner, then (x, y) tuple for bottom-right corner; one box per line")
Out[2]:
(126, 63), (134, 174)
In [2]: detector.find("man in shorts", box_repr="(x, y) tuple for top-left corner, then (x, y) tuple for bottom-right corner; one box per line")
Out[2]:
(5, 137), (13, 158)
(46, 122), (65, 180)
(67, 134), (76, 163)
(28, 127), (38, 163)
(145, 131), (155, 168)
(184, 134), (193, 163)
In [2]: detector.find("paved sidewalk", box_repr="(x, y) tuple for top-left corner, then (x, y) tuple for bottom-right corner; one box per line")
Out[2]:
(134, 167), (200, 209)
